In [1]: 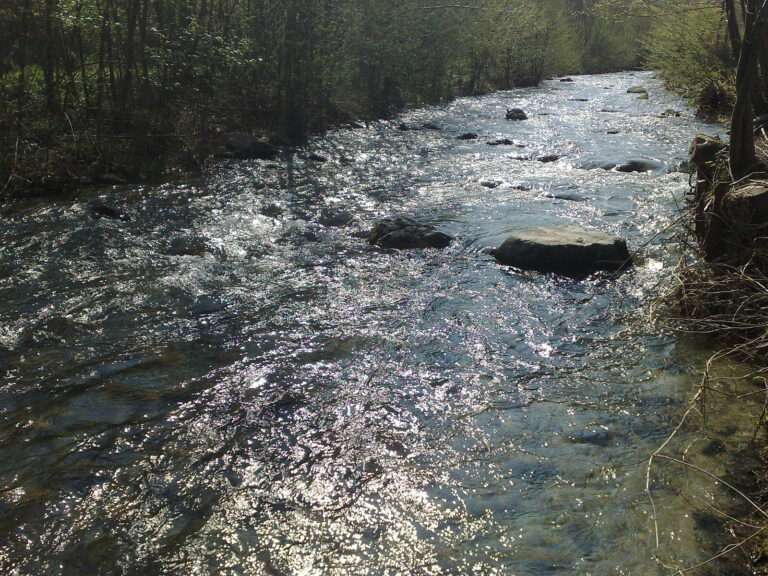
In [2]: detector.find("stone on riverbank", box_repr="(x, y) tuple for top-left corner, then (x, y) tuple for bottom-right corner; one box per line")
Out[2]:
(369, 217), (452, 250)
(723, 184), (768, 226)
(689, 134), (727, 167)
(492, 225), (631, 275)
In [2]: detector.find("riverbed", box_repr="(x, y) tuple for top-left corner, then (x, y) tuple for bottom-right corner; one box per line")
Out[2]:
(1, 72), (761, 575)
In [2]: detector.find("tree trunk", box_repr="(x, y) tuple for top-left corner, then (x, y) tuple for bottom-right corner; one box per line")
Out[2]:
(123, 0), (140, 112)
(757, 20), (768, 113)
(730, 0), (759, 178)
(44, 0), (58, 118)
(724, 0), (743, 61)
(76, 0), (90, 108)
(16, 0), (31, 144)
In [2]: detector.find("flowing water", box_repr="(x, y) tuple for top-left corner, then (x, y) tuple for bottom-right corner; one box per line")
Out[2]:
(0, 72), (762, 575)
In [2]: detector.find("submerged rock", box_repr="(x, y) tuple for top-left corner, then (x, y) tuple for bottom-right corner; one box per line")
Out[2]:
(506, 108), (528, 121)
(488, 138), (516, 146)
(492, 225), (631, 276)
(615, 159), (664, 173)
(457, 132), (479, 140)
(17, 316), (92, 349)
(480, 179), (503, 189)
(166, 235), (212, 257)
(89, 202), (130, 221)
(319, 208), (354, 228)
(627, 86), (648, 95)
(566, 429), (616, 447)
(660, 109), (681, 118)
(260, 203), (284, 218)
(538, 154), (561, 163)
(544, 192), (587, 202)
(399, 122), (441, 132)
(369, 217), (452, 250)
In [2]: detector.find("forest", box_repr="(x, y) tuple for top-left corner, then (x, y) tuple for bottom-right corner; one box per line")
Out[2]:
(0, 0), (650, 191)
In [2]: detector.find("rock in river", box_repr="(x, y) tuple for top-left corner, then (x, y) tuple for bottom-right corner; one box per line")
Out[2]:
(492, 225), (631, 276)
(627, 86), (648, 95)
(506, 108), (528, 121)
(89, 202), (130, 221)
(369, 217), (452, 250)
(488, 138), (516, 146)
(167, 235), (212, 257)
(615, 159), (664, 173)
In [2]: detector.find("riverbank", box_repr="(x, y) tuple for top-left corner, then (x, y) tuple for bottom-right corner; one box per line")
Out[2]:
(657, 129), (768, 571)
(0, 80), (544, 203)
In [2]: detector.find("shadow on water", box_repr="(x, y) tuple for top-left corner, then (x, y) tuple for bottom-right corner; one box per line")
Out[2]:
(0, 72), (760, 575)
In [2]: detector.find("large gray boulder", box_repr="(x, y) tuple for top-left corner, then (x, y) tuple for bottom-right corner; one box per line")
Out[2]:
(492, 225), (631, 275)
(369, 217), (452, 250)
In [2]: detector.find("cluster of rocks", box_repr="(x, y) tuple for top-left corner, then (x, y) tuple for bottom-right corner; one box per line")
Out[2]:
(366, 217), (631, 277)
(105, 96), (658, 279)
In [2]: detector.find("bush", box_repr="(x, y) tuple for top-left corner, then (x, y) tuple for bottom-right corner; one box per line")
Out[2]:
(643, 1), (736, 115)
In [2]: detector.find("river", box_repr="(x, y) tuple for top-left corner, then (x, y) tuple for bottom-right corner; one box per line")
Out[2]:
(1, 72), (762, 575)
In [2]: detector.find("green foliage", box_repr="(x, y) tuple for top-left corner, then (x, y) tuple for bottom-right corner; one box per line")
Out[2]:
(643, 1), (737, 113)
(0, 0), (653, 188)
